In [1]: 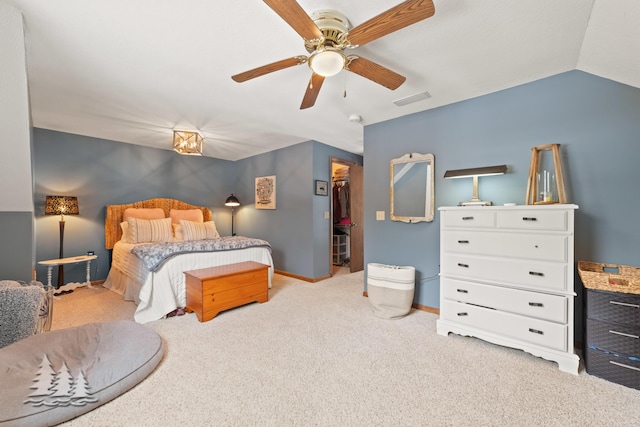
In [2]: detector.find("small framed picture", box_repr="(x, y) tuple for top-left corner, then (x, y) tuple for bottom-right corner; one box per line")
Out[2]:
(255, 175), (276, 209)
(315, 180), (328, 196)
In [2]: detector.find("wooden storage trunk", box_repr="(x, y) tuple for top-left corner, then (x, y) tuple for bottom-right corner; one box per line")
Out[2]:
(184, 261), (269, 322)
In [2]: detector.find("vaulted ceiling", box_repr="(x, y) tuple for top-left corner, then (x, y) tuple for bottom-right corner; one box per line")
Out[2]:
(5, 0), (640, 160)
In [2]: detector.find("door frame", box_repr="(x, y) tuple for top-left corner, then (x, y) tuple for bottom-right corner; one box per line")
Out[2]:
(329, 157), (363, 275)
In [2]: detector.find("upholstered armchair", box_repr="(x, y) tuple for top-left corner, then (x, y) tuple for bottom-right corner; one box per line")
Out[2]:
(0, 280), (52, 348)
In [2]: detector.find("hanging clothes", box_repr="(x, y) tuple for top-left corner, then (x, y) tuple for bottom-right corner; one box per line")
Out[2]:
(339, 182), (350, 219)
(333, 183), (341, 222)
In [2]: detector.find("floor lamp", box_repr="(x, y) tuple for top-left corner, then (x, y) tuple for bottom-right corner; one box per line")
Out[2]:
(45, 195), (79, 288)
(224, 194), (240, 236)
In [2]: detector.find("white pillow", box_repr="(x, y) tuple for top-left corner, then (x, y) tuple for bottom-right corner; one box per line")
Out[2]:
(126, 217), (173, 244)
(179, 220), (220, 241)
(120, 221), (129, 243)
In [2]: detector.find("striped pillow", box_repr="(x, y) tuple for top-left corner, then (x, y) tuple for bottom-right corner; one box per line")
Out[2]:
(180, 220), (220, 241)
(126, 217), (173, 244)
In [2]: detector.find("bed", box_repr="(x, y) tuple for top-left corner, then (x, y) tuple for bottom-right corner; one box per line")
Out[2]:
(102, 198), (274, 323)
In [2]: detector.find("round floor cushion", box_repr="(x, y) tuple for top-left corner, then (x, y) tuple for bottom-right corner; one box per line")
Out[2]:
(0, 320), (164, 426)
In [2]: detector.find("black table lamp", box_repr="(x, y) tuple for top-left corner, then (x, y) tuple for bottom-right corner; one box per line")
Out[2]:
(224, 194), (240, 236)
(45, 195), (79, 287)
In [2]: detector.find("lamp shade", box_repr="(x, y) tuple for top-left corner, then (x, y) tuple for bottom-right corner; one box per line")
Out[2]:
(224, 194), (240, 207)
(443, 165), (508, 206)
(45, 196), (79, 216)
(444, 164), (507, 179)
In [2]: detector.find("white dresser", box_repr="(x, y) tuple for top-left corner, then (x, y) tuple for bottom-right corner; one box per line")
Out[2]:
(436, 204), (579, 374)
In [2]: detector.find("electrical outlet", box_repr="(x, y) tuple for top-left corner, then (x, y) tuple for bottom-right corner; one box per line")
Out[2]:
(376, 211), (385, 221)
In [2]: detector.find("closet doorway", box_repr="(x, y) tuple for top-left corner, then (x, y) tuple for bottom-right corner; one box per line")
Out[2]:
(330, 157), (363, 275)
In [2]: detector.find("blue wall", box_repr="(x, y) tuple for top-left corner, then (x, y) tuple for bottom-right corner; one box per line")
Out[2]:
(27, 70), (639, 293)
(364, 71), (640, 313)
(32, 129), (235, 284)
(234, 141), (362, 279)
(30, 130), (361, 284)
(0, 212), (33, 281)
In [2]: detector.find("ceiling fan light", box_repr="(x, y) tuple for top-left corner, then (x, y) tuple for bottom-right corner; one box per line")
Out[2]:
(309, 49), (345, 77)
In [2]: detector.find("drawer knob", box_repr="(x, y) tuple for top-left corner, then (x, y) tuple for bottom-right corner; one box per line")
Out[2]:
(457, 312), (468, 316)
(457, 240), (470, 244)
(528, 302), (544, 307)
(456, 289), (469, 294)
(457, 263), (469, 268)
(522, 217), (538, 221)
(529, 271), (544, 277)
(462, 216), (474, 220)
(528, 328), (544, 335)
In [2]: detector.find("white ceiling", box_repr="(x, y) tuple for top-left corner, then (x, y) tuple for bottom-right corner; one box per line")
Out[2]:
(4, 0), (640, 160)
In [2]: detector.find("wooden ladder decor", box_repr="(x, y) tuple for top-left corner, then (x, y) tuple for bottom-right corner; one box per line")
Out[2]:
(525, 143), (568, 205)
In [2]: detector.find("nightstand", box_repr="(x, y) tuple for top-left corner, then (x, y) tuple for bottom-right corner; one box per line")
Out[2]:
(38, 255), (97, 295)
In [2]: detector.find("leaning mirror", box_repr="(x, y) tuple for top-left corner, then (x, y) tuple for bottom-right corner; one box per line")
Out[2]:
(390, 153), (435, 223)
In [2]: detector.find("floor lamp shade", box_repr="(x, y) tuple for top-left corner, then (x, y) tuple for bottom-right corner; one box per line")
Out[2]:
(45, 196), (79, 218)
(224, 194), (240, 236)
(45, 196), (79, 288)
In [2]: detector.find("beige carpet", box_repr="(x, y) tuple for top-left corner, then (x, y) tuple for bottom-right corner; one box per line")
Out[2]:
(52, 272), (640, 426)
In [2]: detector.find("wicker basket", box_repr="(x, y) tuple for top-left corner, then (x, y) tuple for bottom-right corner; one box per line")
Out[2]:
(578, 261), (640, 295)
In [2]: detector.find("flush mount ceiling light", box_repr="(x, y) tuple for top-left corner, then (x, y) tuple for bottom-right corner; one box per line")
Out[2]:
(173, 130), (203, 156)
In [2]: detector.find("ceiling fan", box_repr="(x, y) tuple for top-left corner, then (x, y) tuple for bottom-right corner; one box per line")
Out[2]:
(232, 0), (436, 109)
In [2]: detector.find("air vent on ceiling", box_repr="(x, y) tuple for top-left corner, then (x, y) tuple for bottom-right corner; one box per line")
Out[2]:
(393, 91), (431, 107)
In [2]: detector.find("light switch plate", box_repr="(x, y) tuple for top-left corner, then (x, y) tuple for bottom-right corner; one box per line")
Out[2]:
(324, 211), (330, 219)
(376, 211), (385, 221)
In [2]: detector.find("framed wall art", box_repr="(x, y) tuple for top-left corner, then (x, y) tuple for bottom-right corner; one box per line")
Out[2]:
(315, 180), (328, 196)
(255, 175), (276, 209)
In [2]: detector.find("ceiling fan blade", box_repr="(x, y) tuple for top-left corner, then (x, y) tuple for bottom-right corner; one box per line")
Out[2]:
(346, 57), (406, 90)
(346, 0), (435, 47)
(300, 74), (325, 109)
(232, 57), (306, 82)
(263, 0), (323, 41)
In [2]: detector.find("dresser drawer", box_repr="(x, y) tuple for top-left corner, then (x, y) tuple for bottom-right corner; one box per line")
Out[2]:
(585, 347), (640, 390)
(496, 209), (569, 231)
(586, 289), (640, 324)
(442, 278), (567, 323)
(586, 318), (640, 356)
(441, 254), (568, 292)
(442, 230), (568, 262)
(441, 300), (568, 351)
(441, 210), (495, 229)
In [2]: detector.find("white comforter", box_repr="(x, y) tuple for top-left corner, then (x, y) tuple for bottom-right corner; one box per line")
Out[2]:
(104, 240), (274, 323)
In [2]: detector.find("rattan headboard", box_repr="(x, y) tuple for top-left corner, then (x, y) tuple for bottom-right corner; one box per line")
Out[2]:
(105, 198), (212, 249)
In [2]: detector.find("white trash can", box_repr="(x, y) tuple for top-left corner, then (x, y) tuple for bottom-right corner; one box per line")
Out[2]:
(367, 263), (415, 319)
